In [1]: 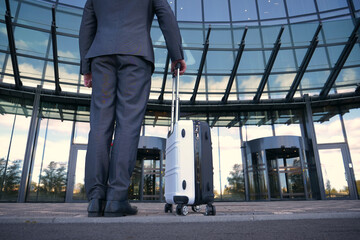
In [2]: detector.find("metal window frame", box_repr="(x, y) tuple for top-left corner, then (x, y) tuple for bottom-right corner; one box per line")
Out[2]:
(319, 19), (360, 99)
(190, 26), (211, 104)
(253, 26), (285, 103)
(221, 27), (248, 103)
(286, 24), (322, 102)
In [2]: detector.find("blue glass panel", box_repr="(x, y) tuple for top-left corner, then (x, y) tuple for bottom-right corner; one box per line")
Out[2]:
(243, 27), (262, 48)
(59, 0), (86, 8)
(299, 70), (331, 95)
(238, 51), (265, 73)
(260, 19), (287, 25)
(177, 0), (202, 21)
(151, 21), (166, 46)
(320, 9), (350, 19)
(207, 75), (228, 101)
(258, 0), (286, 20)
(153, 47), (167, 72)
(0, 22), (9, 51)
(209, 25), (233, 47)
(182, 49), (203, 74)
(56, 35), (80, 63)
(344, 44), (360, 67)
(167, 0), (175, 12)
(289, 21), (319, 47)
(17, 56), (46, 87)
(204, 0), (230, 22)
(17, 1), (52, 29)
(354, 0), (360, 10)
(237, 75), (262, 94)
(328, 45), (345, 67)
(179, 23), (204, 48)
(322, 19), (353, 44)
(316, 0), (348, 12)
(58, 63), (80, 93)
(206, 50), (233, 74)
(336, 67), (360, 92)
(13, 26), (49, 58)
(286, 0), (316, 16)
(267, 73), (296, 99)
(262, 25), (291, 48)
(230, 0), (258, 21)
(232, 27), (247, 45)
(56, 5), (83, 35)
(289, 15), (318, 23)
(270, 49), (297, 72)
(307, 47), (331, 69)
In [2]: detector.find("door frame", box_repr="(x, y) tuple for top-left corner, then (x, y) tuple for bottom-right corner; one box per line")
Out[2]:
(317, 143), (358, 200)
(65, 144), (87, 203)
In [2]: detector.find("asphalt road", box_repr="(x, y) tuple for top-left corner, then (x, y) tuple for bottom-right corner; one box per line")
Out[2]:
(1, 218), (359, 240)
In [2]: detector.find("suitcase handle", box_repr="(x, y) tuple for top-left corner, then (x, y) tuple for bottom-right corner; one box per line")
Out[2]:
(170, 62), (181, 133)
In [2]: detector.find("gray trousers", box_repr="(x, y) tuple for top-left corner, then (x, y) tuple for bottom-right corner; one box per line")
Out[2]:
(85, 54), (152, 201)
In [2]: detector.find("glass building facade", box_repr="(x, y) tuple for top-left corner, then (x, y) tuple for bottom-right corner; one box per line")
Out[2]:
(0, 0), (359, 202)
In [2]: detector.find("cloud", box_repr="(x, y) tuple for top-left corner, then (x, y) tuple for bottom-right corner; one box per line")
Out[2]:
(15, 39), (29, 49)
(58, 50), (77, 60)
(0, 27), (7, 36)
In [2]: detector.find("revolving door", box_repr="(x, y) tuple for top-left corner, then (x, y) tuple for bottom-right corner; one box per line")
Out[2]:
(245, 136), (311, 201)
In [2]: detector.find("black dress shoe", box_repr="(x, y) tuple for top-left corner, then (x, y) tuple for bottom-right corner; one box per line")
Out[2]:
(87, 199), (105, 217)
(104, 200), (138, 217)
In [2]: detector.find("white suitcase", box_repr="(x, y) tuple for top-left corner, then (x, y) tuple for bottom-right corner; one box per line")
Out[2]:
(164, 63), (216, 216)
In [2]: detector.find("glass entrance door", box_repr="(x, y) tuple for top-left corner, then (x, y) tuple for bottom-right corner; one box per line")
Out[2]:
(65, 144), (87, 202)
(266, 148), (307, 200)
(66, 145), (163, 202)
(318, 143), (357, 199)
(128, 149), (162, 201)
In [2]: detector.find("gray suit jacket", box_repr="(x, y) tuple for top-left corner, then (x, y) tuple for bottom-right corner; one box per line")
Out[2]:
(79, 0), (184, 74)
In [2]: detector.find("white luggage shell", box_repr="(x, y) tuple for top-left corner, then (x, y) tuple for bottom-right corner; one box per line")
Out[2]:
(164, 120), (195, 205)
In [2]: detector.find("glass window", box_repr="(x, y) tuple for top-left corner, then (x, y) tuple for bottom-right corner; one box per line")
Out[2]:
(58, 63), (81, 93)
(343, 108), (360, 197)
(0, 102), (31, 202)
(321, 19), (354, 44)
(0, 22), (9, 51)
(335, 67), (360, 94)
(13, 26), (50, 58)
(56, 5), (83, 35)
(258, 0), (286, 20)
(268, 49), (297, 72)
(300, 70), (331, 96)
(179, 23), (204, 48)
(26, 110), (73, 202)
(177, 0), (202, 21)
(204, 0), (230, 22)
(314, 114), (345, 144)
(290, 21), (320, 47)
(17, 1), (52, 29)
(206, 50), (234, 74)
(289, 15), (318, 23)
(17, 56), (46, 88)
(238, 51), (265, 74)
(230, 0), (258, 21)
(59, 0), (86, 8)
(209, 25), (233, 47)
(354, 0), (360, 10)
(286, 0), (316, 16)
(320, 8), (350, 19)
(267, 73), (296, 99)
(218, 127), (244, 201)
(56, 35), (80, 64)
(244, 124), (273, 141)
(316, 0), (348, 12)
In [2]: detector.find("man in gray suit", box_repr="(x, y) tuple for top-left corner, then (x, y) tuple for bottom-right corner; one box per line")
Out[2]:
(79, 0), (186, 217)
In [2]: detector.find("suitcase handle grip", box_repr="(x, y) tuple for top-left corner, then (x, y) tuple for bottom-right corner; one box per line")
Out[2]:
(170, 62), (181, 133)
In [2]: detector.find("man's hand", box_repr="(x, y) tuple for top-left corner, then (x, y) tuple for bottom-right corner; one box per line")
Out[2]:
(171, 59), (186, 76)
(84, 73), (92, 88)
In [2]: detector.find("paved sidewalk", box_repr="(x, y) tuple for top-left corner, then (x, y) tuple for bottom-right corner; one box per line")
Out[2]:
(0, 200), (359, 223)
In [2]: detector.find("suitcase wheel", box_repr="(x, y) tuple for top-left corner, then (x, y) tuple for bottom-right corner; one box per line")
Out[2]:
(191, 205), (201, 213)
(176, 204), (188, 216)
(164, 203), (173, 213)
(205, 204), (216, 216)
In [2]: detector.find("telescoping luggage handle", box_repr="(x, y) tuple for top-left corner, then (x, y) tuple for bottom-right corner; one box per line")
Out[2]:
(170, 62), (181, 133)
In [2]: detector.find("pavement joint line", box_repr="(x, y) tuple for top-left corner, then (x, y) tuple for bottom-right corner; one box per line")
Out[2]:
(0, 212), (359, 224)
